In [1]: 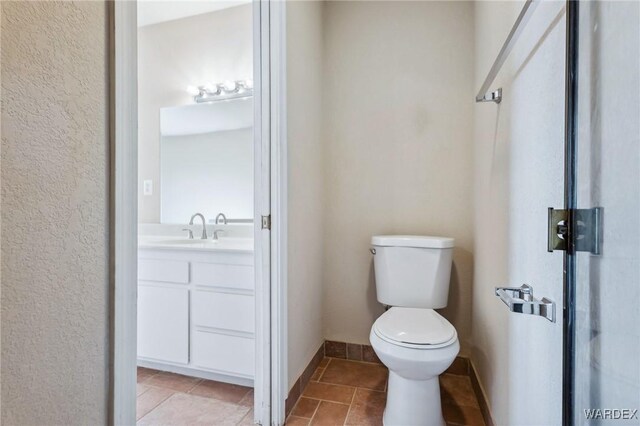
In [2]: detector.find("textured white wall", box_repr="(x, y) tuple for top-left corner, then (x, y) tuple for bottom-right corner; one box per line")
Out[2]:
(1, 2), (109, 424)
(321, 1), (475, 350)
(472, 1), (566, 424)
(138, 5), (252, 223)
(286, 0), (326, 388)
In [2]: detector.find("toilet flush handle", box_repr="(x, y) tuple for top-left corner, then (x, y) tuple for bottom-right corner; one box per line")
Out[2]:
(370, 248), (376, 255)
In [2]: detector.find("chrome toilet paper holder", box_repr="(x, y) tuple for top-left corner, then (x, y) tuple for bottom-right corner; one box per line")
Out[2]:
(495, 284), (555, 322)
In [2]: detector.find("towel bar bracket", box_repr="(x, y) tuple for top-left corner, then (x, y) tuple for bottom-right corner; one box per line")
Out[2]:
(477, 88), (502, 104)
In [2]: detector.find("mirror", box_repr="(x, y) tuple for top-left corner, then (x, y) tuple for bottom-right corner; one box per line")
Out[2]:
(159, 99), (253, 224)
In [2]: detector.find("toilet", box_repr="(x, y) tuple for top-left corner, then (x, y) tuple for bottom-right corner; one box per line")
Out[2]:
(369, 235), (459, 426)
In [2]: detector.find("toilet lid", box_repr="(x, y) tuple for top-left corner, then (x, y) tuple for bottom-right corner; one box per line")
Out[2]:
(374, 308), (456, 345)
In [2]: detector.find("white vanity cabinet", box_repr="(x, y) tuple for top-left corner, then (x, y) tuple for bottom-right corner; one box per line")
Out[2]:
(138, 284), (190, 364)
(137, 242), (254, 386)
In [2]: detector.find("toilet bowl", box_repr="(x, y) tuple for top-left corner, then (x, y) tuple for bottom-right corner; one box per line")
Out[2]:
(370, 307), (459, 426)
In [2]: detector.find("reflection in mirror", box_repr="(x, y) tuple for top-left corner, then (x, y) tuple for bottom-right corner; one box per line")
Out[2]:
(159, 98), (253, 224)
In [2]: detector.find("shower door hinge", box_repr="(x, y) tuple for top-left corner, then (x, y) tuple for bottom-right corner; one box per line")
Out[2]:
(547, 207), (602, 254)
(261, 215), (271, 230)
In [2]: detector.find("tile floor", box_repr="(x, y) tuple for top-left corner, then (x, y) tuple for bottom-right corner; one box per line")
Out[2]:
(136, 367), (254, 425)
(287, 358), (485, 426)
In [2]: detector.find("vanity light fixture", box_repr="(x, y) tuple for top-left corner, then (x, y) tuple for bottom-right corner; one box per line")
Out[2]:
(188, 79), (253, 103)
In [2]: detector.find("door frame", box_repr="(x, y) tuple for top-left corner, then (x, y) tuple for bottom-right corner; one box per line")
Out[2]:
(257, 0), (288, 424)
(108, 1), (288, 424)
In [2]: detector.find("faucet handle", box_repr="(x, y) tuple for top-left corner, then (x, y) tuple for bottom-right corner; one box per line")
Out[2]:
(182, 228), (194, 240)
(213, 229), (225, 240)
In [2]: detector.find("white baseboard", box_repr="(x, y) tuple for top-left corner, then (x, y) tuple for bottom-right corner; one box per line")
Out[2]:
(138, 358), (254, 388)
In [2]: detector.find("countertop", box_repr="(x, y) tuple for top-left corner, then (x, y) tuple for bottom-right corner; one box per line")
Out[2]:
(138, 236), (254, 253)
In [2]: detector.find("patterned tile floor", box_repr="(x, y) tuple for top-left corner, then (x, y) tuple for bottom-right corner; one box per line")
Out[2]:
(136, 367), (254, 425)
(137, 359), (485, 426)
(286, 358), (485, 426)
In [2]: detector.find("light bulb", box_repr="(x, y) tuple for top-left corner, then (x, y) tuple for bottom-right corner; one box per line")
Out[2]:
(204, 82), (217, 93)
(223, 80), (237, 92)
(186, 85), (200, 96)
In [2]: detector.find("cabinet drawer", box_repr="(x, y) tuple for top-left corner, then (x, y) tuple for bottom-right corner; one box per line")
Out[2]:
(192, 331), (254, 377)
(192, 262), (253, 290)
(193, 291), (255, 333)
(139, 259), (189, 284)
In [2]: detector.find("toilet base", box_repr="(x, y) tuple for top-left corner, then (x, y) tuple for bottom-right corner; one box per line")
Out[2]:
(383, 371), (445, 426)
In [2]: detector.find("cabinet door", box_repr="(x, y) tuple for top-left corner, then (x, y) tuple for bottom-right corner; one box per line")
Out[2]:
(138, 285), (189, 364)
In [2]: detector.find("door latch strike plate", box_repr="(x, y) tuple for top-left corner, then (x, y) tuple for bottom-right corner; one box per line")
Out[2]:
(261, 215), (271, 230)
(548, 207), (602, 254)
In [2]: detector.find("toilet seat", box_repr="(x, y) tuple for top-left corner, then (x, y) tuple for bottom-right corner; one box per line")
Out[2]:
(373, 307), (457, 349)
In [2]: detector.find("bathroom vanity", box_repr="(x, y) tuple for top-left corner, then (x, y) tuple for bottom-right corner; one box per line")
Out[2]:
(136, 96), (256, 387)
(137, 236), (254, 386)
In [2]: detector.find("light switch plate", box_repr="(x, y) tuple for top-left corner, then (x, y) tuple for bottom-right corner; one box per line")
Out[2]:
(143, 179), (153, 196)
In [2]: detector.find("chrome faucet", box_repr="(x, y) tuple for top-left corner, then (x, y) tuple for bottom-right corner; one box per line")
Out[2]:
(215, 213), (227, 225)
(189, 213), (207, 239)
(213, 213), (227, 241)
(212, 229), (225, 241)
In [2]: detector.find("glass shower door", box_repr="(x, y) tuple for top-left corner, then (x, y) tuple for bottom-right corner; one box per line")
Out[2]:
(572, 1), (640, 424)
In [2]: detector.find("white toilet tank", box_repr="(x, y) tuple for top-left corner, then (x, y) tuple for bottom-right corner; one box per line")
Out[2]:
(371, 235), (454, 308)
